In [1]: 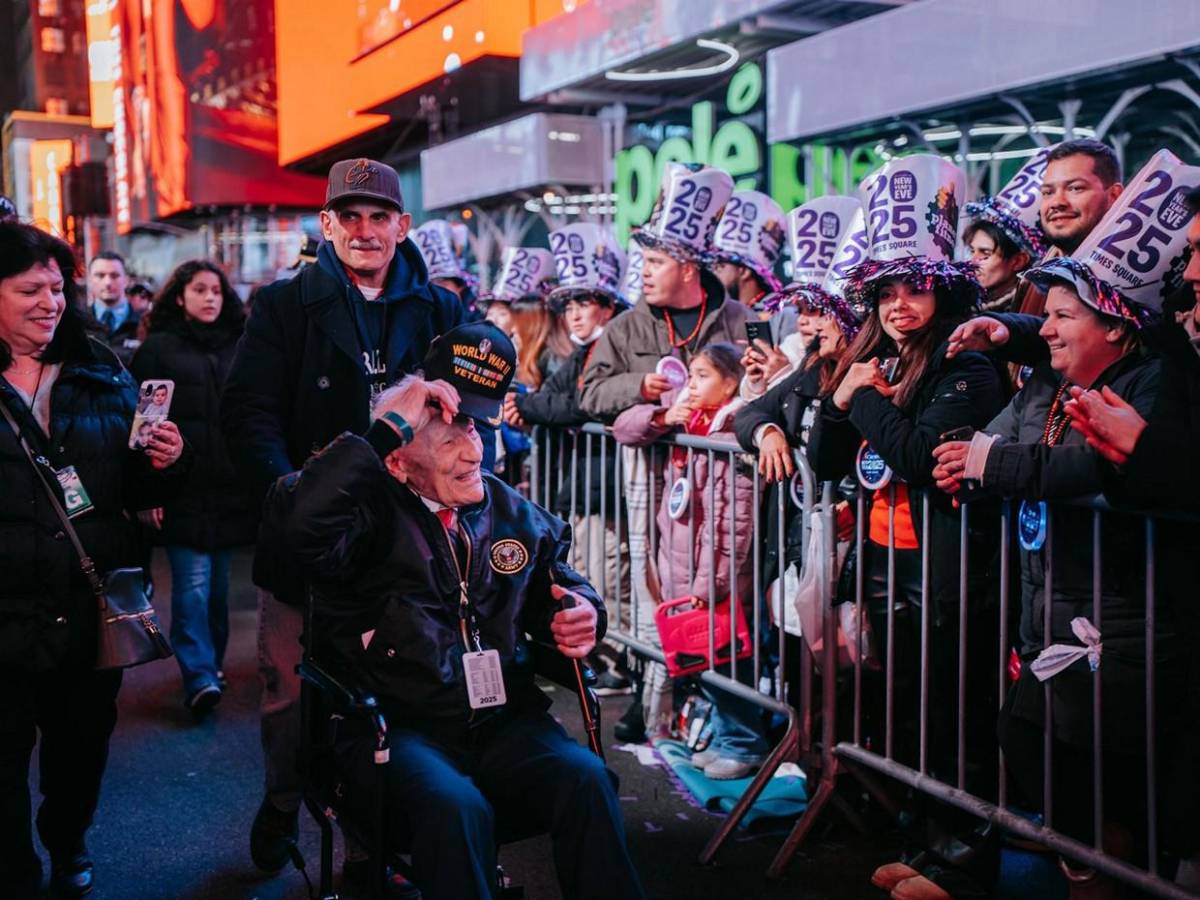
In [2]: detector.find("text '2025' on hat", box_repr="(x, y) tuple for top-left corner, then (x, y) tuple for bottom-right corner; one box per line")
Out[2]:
(421, 322), (516, 425)
(325, 158), (404, 212)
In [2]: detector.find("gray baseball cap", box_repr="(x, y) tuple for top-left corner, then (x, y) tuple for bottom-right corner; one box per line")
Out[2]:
(325, 158), (404, 212)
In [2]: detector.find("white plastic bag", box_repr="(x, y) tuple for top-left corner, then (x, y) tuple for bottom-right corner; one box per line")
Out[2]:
(790, 502), (876, 671)
(793, 502), (832, 649)
(767, 562), (803, 637)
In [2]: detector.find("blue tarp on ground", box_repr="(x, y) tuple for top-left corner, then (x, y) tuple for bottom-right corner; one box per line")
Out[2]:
(652, 738), (808, 829)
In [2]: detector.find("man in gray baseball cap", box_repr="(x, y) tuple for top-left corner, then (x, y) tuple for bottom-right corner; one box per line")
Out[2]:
(324, 157), (405, 212)
(320, 158), (411, 296)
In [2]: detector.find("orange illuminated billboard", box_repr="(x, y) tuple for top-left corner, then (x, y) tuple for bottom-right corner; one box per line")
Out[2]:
(274, 0), (568, 166)
(84, 0), (118, 128)
(31, 140), (75, 236)
(111, 0), (324, 233)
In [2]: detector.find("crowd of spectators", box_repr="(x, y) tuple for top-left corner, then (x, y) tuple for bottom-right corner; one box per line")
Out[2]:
(3, 137), (1198, 898)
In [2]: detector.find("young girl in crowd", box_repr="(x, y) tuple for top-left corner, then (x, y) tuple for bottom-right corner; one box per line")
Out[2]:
(613, 343), (765, 779)
(130, 261), (257, 716)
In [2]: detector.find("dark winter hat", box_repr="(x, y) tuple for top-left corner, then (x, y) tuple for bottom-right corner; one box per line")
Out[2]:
(325, 158), (404, 212)
(421, 322), (515, 425)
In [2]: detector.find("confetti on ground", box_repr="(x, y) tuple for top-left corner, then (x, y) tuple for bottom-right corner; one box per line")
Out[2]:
(613, 742), (662, 767)
(643, 821), (663, 833)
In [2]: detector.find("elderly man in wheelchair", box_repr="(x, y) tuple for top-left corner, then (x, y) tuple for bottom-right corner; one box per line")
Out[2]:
(264, 323), (645, 900)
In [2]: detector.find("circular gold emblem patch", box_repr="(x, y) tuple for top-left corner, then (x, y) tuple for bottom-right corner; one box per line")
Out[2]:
(490, 539), (529, 575)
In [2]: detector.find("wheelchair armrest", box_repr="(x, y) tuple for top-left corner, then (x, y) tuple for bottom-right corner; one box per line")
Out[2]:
(528, 639), (597, 693)
(298, 658), (382, 716)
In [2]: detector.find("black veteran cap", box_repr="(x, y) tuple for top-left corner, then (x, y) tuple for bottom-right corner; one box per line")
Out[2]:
(325, 158), (404, 211)
(421, 322), (516, 425)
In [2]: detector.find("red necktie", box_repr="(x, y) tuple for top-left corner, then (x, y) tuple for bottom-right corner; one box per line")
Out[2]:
(435, 508), (466, 570)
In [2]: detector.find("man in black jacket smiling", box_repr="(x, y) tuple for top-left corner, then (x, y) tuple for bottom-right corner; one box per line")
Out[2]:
(221, 158), (469, 880)
(267, 323), (644, 900)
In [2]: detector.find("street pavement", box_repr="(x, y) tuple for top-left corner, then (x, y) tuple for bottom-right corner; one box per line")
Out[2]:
(30, 550), (896, 899)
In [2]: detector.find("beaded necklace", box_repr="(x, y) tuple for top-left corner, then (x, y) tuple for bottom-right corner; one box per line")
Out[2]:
(1041, 381), (1073, 447)
(663, 294), (708, 351)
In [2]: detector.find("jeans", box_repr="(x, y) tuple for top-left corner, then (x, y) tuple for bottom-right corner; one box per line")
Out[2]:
(165, 546), (231, 697)
(334, 710), (645, 900)
(0, 665), (122, 899)
(702, 655), (769, 764)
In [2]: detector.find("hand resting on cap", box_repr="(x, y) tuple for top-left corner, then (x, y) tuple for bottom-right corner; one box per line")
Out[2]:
(375, 375), (462, 436)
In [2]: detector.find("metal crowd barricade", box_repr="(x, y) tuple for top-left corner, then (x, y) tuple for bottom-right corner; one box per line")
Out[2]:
(527, 422), (818, 867)
(521, 425), (1196, 897)
(770, 486), (1198, 900)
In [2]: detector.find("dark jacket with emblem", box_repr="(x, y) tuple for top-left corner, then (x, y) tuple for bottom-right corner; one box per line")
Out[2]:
(220, 239), (466, 605)
(131, 321), (257, 550)
(263, 431), (605, 721)
(0, 313), (187, 670)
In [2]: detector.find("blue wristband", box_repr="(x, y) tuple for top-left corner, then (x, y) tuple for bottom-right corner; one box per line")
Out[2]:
(381, 411), (415, 446)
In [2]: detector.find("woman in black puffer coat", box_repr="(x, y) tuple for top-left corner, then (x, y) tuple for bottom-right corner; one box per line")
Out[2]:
(0, 221), (185, 899)
(131, 260), (256, 715)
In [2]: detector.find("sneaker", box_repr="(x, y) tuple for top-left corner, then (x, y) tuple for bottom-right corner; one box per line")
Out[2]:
(186, 684), (221, 717)
(249, 798), (299, 872)
(593, 671), (634, 696)
(703, 757), (758, 780)
(612, 698), (647, 744)
(689, 749), (720, 769)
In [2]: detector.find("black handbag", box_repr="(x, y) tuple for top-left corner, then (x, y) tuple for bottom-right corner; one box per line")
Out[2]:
(0, 398), (173, 670)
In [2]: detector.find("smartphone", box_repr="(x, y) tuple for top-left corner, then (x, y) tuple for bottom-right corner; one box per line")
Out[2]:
(129, 380), (175, 449)
(939, 425), (975, 443)
(745, 320), (774, 348)
(877, 357), (900, 384)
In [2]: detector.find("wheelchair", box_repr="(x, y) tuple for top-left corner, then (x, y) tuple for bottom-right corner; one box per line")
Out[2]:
(296, 592), (604, 900)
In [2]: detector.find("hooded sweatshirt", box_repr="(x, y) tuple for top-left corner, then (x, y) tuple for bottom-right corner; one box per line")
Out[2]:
(317, 238), (429, 400)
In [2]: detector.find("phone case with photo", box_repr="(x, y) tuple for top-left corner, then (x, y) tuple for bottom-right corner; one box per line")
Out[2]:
(131, 380), (174, 448)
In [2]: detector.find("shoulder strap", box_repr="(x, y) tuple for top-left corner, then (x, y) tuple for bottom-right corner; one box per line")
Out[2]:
(0, 396), (106, 597)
